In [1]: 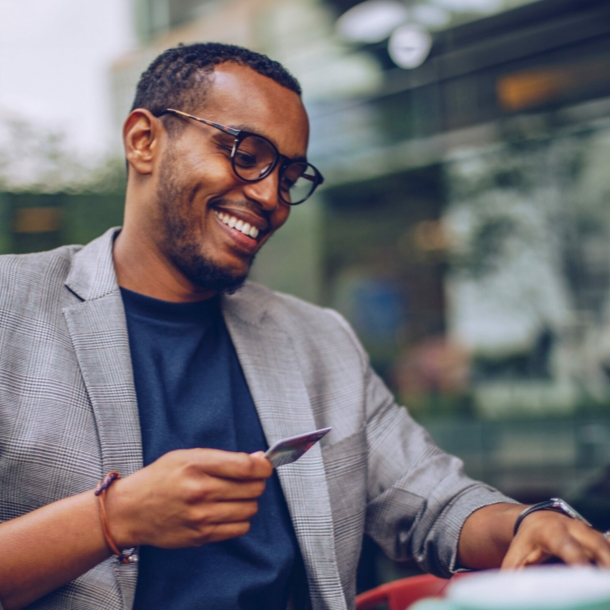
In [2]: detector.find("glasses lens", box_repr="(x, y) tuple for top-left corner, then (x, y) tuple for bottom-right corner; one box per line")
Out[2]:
(233, 135), (277, 181)
(280, 162), (319, 204)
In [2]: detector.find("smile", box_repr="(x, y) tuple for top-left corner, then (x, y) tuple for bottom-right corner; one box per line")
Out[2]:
(214, 211), (260, 239)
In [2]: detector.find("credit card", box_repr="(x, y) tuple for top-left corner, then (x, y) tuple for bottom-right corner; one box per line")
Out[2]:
(264, 427), (331, 468)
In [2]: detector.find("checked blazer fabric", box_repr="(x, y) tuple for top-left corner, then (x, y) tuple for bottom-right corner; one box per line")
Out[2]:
(0, 228), (515, 610)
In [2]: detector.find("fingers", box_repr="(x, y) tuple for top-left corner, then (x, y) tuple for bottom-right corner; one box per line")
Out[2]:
(502, 512), (610, 569)
(502, 545), (548, 569)
(199, 521), (252, 544)
(569, 523), (610, 568)
(162, 517), (256, 548)
(178, 449), (271, 501)
(186, 448), (273, 481)
(183, 477), (267, 503)
(110, 448), (275, 549)
(195, 500), (260, 525)
(142, 496), (261, 549)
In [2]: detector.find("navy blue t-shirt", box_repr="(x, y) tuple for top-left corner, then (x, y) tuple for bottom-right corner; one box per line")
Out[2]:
(120, 288), (299, 610)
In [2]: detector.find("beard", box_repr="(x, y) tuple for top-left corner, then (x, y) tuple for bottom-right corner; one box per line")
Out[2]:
(156, 150), (253, 295)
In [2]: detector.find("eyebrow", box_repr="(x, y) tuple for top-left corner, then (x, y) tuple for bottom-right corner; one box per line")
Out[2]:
(231, 122), (308, 164)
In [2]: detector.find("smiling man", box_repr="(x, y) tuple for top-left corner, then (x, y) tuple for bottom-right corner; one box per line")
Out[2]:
(114, 57), (312, 301)
(0, 43), (609, 610)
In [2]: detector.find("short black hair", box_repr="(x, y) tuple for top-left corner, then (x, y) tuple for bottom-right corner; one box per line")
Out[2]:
(130, 42), (302, 118)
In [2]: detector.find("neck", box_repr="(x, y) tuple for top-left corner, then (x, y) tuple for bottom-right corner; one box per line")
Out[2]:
(113, 227), (217, 303)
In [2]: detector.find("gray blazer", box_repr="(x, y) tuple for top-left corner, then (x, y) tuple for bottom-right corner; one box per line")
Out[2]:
(0, 229), (512, 610)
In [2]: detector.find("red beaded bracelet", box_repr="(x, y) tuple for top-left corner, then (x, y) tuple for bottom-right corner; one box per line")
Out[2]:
(94, 471), (138, 564)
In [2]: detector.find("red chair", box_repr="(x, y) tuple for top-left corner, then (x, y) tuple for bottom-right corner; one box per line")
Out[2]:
(355, 573), (453, 610)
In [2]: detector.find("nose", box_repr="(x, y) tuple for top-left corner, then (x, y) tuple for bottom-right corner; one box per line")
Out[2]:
(241, 167), (282, 212)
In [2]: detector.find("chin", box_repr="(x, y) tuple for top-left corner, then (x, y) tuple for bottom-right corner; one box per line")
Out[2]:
(172, 247), (253, 295)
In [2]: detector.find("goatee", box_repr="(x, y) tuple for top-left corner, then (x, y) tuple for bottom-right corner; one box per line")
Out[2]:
(157, 150), (252, 295)
(168, 240), (251, 295)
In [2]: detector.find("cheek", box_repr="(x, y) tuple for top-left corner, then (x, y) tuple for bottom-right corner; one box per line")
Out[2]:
(271, 204), (291, 231)
(178, 144), (234, 186)
(184, 163), (238, 214)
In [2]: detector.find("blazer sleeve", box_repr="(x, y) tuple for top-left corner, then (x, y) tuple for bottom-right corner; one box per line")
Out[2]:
(327, 310), (518, 577)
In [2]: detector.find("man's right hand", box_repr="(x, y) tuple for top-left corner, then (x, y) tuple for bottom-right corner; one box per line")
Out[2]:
(0, 449), (273, 610)
(106, 449), (273, 549)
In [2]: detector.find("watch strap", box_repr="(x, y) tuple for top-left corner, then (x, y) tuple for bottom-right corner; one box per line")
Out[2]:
(513, 497), (592, 537)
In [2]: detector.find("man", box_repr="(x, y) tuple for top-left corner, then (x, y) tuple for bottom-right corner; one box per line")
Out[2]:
(0, 43), (608, 610)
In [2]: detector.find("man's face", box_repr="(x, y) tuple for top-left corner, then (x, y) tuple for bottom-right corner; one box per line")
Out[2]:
(152, 63), (310, 294)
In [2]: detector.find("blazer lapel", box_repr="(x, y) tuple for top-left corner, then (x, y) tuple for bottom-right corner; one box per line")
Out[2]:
(63, 229), (141, 608)
(62, 233), (345, 609)
(62, 294), (143, 476)
(224, 289), (347, 610)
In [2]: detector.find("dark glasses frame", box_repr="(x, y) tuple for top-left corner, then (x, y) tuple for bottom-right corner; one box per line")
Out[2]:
(156, 108), (324, 205)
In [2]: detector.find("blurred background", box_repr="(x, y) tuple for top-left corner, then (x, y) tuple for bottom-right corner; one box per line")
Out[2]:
(2, 0), (610, 590)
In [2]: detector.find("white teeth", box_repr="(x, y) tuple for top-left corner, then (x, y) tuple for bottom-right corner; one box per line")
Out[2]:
(215, 210), (259, 239)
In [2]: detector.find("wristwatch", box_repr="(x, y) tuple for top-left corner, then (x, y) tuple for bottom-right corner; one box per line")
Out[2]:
(513, 498), (592, 536)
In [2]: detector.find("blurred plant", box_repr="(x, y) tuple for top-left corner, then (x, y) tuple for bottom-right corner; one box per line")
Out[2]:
(0, 115), (125, 194)
(446, 133), (589, 277)
(0, 115), (127, 255)
(443, 122), (610, 399)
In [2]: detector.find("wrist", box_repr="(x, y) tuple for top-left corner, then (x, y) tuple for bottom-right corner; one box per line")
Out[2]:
(458, 502), (524, 569)
(98, 475), (139, 560)
(513, 498), (591, 537)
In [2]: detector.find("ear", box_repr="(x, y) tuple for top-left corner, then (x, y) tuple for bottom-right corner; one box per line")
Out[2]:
(123, 109), (164, 176)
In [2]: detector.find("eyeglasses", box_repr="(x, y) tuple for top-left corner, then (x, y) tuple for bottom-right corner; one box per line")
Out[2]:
(157, 108), (324, 205)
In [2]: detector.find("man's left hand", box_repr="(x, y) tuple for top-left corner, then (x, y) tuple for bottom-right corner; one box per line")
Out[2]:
(458, 502), (610, 570)
(502, 510), (610, 568)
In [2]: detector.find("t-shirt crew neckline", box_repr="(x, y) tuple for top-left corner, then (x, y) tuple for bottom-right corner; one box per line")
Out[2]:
(119, 286), (221, 324)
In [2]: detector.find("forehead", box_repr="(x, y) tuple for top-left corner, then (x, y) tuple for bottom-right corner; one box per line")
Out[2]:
(192, 63), (309, 157)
